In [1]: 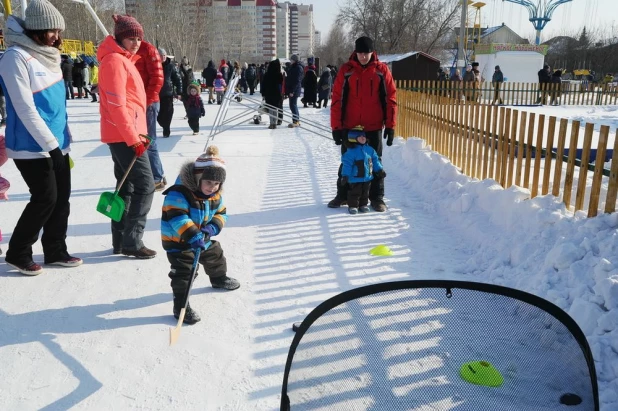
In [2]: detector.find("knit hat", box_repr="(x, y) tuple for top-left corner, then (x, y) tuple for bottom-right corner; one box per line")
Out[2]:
(290, 54), (299, 62)
(112, 14), (144, 43)
(347, 126), (366, 143)
(355, 36), (374, 53)
(495, 65), (500, 70)
(25, 0), (66, 31)
(194, 146), (226, 183)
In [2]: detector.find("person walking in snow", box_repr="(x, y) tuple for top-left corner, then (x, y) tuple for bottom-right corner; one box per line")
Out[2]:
(285, 54), (303, 127)
(88, 62), (99, 102)
(185, 83), (205, 135)
(218, 59), (229, 83)
(135, 39), (166, 191)
(214, 72), (226, 105)
(301, 64), (318, 107)
(261, 58), (284, 129)
(341, 127), (386, 215)
(329, 36), (397, 213)
(316, 67), (332, 108)
(98, 14), (156, 259)
(157, 48), (182, 137)
(179, 56), (195, 117)
(202, 60), (217, 104)
(0, 0), (82, 275)
(492, 65), (504, 105)
(161, 145), (240, 324)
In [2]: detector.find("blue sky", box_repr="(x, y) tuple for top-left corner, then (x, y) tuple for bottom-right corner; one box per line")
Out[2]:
(312, 0), (616, 42)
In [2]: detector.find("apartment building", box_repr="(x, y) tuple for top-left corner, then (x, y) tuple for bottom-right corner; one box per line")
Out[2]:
(276, 1), (290, 59)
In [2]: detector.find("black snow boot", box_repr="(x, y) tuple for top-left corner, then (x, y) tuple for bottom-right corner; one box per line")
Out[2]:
(327, 197), (347, 208)
(173, 302), (201, 325)
(210, 276), (240, 290)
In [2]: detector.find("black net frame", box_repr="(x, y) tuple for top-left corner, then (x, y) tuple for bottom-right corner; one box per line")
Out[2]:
(280, 280), (599, 411)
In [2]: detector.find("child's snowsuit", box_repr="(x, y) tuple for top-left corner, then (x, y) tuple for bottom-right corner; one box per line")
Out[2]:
(341, 142), (384, 208)
(186, 84), (205, 133)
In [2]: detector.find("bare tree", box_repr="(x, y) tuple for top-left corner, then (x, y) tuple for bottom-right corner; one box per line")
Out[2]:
(337, 0), (459, 55)
(315, 22), (350, 68)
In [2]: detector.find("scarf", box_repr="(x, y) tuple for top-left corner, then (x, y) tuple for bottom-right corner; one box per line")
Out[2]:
(4, 16), (61, 73)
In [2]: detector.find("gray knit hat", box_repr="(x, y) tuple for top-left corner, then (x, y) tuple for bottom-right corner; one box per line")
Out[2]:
(25, 0), (66, 31)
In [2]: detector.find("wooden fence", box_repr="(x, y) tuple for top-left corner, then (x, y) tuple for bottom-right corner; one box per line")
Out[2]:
(397, 80), (618, 106)
(395, 87), (618, 217)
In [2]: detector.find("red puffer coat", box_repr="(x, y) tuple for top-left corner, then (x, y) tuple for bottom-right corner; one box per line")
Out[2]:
(331, 52), (397, 132)
(135, 40), (163, 105)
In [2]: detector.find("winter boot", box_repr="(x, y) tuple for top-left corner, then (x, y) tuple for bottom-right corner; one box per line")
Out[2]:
(122, 246), (157, 259)
(173, 301), (201, 325)
(348, 207), (358, 215)
(371, 199), (387, 212)
(210, 275), (240, 290)
(327, 197), (347, 208)
(359, 205), (370, 213)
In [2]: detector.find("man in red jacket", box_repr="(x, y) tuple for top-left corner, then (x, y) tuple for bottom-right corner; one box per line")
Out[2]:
(135, 40), (165, 190)
(329, 36), (397, 212)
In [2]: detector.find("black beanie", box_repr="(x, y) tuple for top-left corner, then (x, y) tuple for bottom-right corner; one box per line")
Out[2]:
(355, 36), (374, 53)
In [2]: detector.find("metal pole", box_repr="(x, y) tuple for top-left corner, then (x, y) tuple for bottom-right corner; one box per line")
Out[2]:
(71, 0), (109, 36)
(2, 0), (11, 15)
(458, 0), (468, 72)
(21, 0), (27, 19)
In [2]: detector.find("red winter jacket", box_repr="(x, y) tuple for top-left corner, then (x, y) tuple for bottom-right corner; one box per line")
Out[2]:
(331, 52), (397, 132)
(135, 41), (163, 105)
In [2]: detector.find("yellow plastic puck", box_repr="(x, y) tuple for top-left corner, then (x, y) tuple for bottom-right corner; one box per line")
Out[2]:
(369, 244), (393, 256)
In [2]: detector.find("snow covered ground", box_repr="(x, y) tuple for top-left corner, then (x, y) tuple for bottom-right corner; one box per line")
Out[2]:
(0, 96), (617, 410)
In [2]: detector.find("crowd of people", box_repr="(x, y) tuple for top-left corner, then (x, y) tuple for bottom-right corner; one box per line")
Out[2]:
(0, 0), (399, 324)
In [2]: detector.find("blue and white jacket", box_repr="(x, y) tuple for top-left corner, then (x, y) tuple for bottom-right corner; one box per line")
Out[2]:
(0, 21), (70, 159)
(341, 143), (384, 184)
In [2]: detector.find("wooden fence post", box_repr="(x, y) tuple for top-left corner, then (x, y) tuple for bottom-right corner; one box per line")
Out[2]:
(588, 126), (610, 217)
(605, 130), (618, 214)
(542, 117), (557, 195)
(552, 119), (569, 197)
(574, 123), (595, 212)
(531, 114), (545, 198)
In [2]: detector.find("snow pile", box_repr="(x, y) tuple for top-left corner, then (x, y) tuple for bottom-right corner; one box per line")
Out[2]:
(385, 136), (618, 406)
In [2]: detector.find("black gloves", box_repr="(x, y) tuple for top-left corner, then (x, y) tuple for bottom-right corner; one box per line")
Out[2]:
(332, 129), (346, 146)
(373, 169), (387, 179)
(383, 128), (395, 146)
(48, 147), (65, 171)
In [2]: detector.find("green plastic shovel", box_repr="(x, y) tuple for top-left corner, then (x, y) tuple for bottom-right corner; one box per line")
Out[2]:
(96, 154), (139, 222)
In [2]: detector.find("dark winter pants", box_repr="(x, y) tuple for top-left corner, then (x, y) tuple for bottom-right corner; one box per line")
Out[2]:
(188, 116), (200, 133)
(65, 80), (74, 99)
(347, 182), (370, 208)
(167, 241), (227, 306)
(335, 130), (384, 203)
(6, 155), (71, 265)
(317, 98), (329, 108)
(108, 143), (155, 252)
(158, 96), (175, 136)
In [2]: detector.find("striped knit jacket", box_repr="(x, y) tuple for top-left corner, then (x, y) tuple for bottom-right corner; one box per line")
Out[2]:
(161, 161), (227, 252)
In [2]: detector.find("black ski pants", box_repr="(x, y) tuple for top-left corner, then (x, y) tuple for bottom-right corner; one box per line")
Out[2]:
(158, 96), (175, 136)
(188, 116), (200, 133)
(6, 155), (71, 265)
(335, 129), (384, 202)
(347, 182), (370, 208)
(167, 241), (227, 304)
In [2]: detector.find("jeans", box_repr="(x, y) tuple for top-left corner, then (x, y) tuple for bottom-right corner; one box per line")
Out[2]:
(288, 95), (299, 123)
(146, 102), (164, 183)
(65, 80), (74, 99)
(108, 143), (155, 251)
(6, 155), (71, 265)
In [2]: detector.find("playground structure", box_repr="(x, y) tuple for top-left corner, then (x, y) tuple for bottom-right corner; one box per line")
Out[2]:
(503, 0), (573, 45)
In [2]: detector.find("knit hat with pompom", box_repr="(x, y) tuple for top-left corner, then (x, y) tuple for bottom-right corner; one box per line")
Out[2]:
(194, 145), (226, 183)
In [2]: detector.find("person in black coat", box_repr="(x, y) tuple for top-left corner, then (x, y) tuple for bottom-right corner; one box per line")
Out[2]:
(179, 56), (195, 116)
(261, 59), (285, 129)
(302, 66), (318, 107)
(285, 55), (303, 127)
(158, 48), (182, 137)
(245, 64), (257, 95)
(61, 57), (74, 99)
(202, 60), (217, 104)
(537, 63), (552, 104)
(317, 67), (332, 108)
(72, 59), (85, 98)
(550, 70), (562, 105)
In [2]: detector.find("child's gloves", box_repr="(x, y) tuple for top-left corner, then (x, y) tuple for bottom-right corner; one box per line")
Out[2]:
(373, 169), (387, 179)
(383, 128), (395, 146)
(200, 223), (217, 240)
(341, 176), (349, 186)
(189, 234), (206, 250)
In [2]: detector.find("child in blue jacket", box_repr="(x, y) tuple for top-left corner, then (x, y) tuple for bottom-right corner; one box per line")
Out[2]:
(341, 127), (386, 214)
(161, 145), (240, 324)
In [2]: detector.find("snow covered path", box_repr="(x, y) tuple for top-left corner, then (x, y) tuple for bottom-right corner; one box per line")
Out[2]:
(0, 100), (476, 410)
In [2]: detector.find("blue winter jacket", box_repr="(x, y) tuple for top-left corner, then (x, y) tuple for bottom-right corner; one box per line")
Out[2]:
(341, 144), (384, 184)
(285, 62), (304, 96)
(161, 162), (227, 252)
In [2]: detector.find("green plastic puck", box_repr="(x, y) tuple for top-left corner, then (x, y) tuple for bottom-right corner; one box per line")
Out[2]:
(460, 360), (503, 387)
